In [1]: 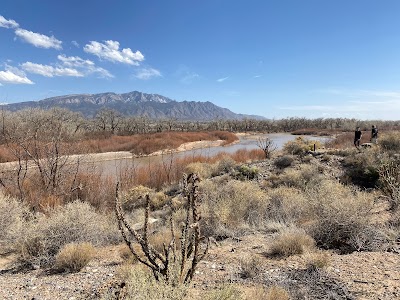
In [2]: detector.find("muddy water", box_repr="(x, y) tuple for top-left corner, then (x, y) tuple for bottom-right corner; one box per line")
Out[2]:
(94, 133), (331, 176)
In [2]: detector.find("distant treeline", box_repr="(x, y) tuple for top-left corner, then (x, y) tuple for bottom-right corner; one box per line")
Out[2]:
(0, 107), (399, 142)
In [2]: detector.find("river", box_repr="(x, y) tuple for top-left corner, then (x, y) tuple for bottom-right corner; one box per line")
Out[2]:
(94, 133), (331, 175)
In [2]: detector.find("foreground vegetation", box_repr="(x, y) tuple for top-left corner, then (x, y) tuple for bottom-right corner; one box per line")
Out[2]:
(1, 109), (400, 299)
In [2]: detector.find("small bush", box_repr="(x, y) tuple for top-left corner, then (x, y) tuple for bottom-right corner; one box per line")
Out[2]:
(304, 250), (330, 271)
(213, 156), (237, 175)
(271, 164), (323, 190)
(274, 155), (295, 169)
(185, 162), (215, 179)
(234, 165), (259, 180)
(283, 137), (321, 156)
(269, 228), (315, 257)
(240, 255), (262, 279)
(54, 242), (95, 272)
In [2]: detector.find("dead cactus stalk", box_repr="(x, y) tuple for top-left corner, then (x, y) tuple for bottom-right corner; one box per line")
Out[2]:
(115, 173), (209, 283)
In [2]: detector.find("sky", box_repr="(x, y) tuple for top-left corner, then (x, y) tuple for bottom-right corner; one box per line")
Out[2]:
(1, 0), (400, 120)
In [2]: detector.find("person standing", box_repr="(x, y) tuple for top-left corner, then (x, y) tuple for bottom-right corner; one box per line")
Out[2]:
(371, 125), (378, 144)
(354, 127), (362, 149)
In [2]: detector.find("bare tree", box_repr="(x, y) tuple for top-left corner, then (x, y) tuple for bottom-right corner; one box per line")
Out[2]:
(257, 136), (277, 159)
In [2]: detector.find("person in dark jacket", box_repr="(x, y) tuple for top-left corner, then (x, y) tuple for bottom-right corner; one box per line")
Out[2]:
(354, 127), (362, 149)
(371, 125), (378, 144)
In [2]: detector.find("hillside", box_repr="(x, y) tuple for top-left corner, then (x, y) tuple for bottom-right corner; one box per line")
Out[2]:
(2, 91), (265, 121)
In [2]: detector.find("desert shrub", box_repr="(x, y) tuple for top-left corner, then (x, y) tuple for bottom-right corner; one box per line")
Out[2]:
(283, 137), (322, 156)
(239, 255), (262, 279)
(200, 179), (269, 237)
(271, 164), (323, 190)
(212, 156), (237, 175)
(185, 162), (215, 179)
(15, 201), (118, 268)
(265, 186), (309, 224)
(54, 242), (95, 273)
(268, 227), (315, 257)
(0, 194), (29, 251)
(305, 180), (377, 253)
(379, 131), (400, 152)
(303, 250), (330, 271)
(205, 284), (243, 300)
(264, 286), (290, 300)
(379, 159), (400, 210)
(233, 165), (259, 180)
(274, 155), (295, 169)
(121, 185), (154, 210)
(341, 149), (381, 188)
(120, 266), (188, 300)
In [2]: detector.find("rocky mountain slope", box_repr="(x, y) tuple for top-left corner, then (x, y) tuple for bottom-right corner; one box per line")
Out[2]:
(3, 91), (264, 120)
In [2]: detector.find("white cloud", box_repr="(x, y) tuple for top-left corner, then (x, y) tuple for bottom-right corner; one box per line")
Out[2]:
(57, 54), (94, 68)
(84, 40), (144, 65)
(57, 54), (113, 78)
(135, 67), (161, 80)
(71, 40), (79, 47)
(0, 69), (33, 84)
(253, 75), (262, 78)
(0, 15), (19, 29)
(217, 76), (229, 82)
(15, 28), (62, 50)
(21, 62), (83, 77)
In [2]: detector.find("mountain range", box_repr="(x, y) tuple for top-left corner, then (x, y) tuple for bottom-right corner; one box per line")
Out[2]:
(2, 91), (265, 121)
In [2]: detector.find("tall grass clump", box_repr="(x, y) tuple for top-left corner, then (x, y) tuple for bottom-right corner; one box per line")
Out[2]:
(54, 242), (95, 273)
(15, 201), (118, 268)
(200, 179), (268, 237)
(268, 227), (315, 257)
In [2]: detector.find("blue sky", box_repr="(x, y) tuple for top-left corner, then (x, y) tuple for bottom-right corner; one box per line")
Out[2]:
(1, 0), (400, 120)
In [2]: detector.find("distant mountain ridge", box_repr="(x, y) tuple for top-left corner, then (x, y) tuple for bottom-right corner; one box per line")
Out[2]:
(2, 91), (265, 121)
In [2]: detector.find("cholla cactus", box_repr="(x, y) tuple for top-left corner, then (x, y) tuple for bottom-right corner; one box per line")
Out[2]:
(115, 173), (209, 283)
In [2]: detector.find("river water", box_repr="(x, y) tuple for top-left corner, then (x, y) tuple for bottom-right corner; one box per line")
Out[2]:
(95, 133), (331, 175)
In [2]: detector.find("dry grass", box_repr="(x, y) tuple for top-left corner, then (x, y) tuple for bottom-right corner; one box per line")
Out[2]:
(268, 227), (315, 257)
(54, 242), (95, 272)
(116, 265), (188, 300)
(0, 193), (29, 252)
(205, 284), (243, 300)
(264, 285), (290, 300)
